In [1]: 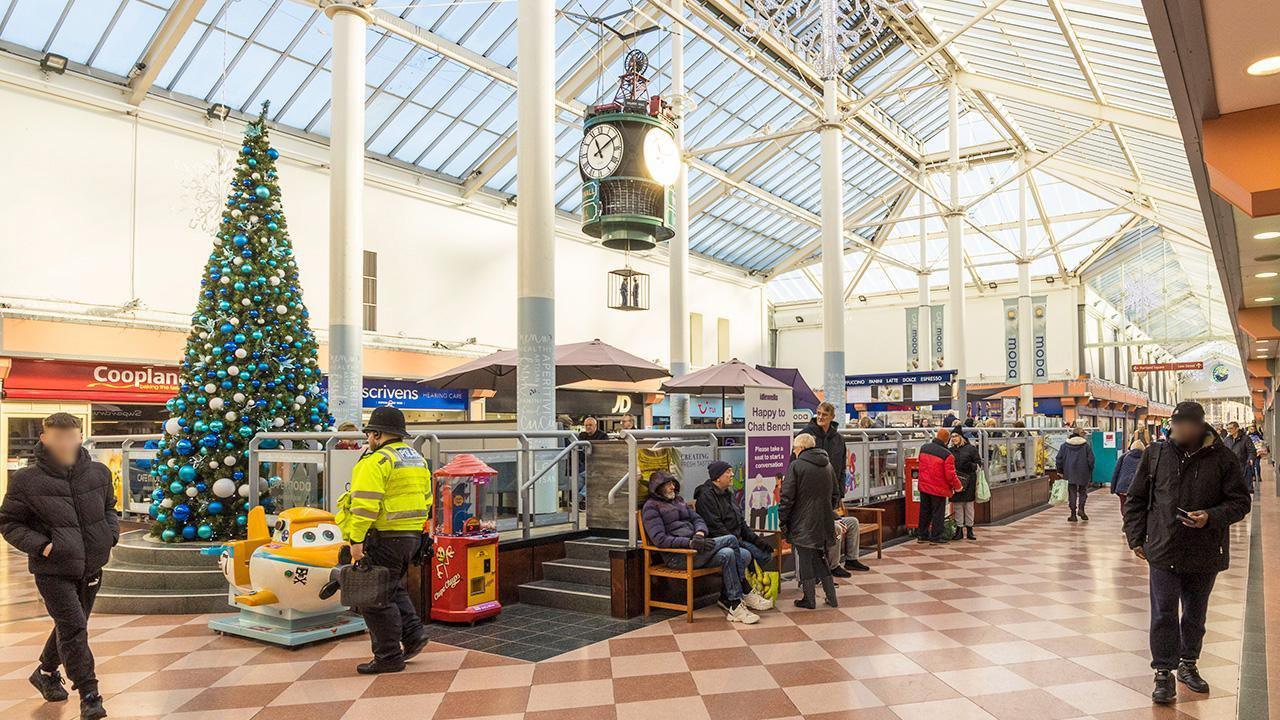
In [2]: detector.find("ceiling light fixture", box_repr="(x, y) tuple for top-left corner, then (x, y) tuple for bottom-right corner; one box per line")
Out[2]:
(1255, 231), (1280, 240)
(1246, 56), (1280, 76)
(1257, 271), (1279, 278)
(39, 52), (68, 74)
(1255, 296), (1275, 303)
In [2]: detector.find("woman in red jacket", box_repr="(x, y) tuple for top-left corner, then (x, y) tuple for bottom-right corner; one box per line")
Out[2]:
(917, 429), (962, 544)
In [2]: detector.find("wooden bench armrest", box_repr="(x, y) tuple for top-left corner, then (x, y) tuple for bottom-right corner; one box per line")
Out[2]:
(641, 543), (696, 555)
(844, 506), (885, 520)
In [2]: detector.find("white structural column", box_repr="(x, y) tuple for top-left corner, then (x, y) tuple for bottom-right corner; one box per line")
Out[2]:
(917, 165), (930, 370)
(1018, 157), (1034, 418)
(946, 80), (967, 416)
(324, 2), (371, 428)
(516, 0), (557, 509)
(668, 0), (690, 428)
(819, 0), (845, 422)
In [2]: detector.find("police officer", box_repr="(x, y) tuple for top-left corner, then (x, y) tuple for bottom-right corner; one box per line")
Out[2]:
(339, 407), (432, 674)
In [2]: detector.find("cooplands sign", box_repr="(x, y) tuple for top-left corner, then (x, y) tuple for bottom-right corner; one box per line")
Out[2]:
(2, 358), (179, 403)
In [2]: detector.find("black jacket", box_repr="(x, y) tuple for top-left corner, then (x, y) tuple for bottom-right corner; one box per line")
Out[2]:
(692, 480), (763, 546)
(1123, 427), (1251, 574)
(1056, 436), (1095, 486)
(949, 442), (982, 503)
(0, 444), (119, 578)
(779, 448), (836, 549)
(1223, 432), (1257, 477)
(800, 420), (846, 490)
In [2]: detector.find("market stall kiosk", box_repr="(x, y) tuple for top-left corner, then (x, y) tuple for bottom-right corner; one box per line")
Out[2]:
(430, 454), (502, 623)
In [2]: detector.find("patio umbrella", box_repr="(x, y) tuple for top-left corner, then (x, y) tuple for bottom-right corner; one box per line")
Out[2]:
(420, 339), (668, 390)
(661, 359), (788, 421)
(755, 365), (821, 411)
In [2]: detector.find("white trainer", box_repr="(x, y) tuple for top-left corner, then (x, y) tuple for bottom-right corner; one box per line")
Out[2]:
(742, 590), (773, 612)
(726, 602), (760, 624)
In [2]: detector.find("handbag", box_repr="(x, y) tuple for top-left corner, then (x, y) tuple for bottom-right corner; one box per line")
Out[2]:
(975, 468), (991, 503)
(337, 559), (394, 609)
(1049, 478), (1068, 505)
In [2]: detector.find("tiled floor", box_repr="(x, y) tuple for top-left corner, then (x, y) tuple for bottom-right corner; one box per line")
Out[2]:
(419, 604), (676, 661)
(0, 493), (1256, 720)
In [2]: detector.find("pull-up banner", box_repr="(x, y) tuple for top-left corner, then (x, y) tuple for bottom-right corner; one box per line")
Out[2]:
(1003, 298), (1020, 382)
(1032, 296), (1048, 380)
(905, 307), (921, 370)
(745, 385), (793, 535)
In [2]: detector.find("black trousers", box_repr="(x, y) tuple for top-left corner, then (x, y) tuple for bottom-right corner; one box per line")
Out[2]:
(1148, 565), (1217, 670)
(1068, 484), (1088, 515)
(359, 535), (425, 662)
(918, 492), (947, 541)
(35, 572), (102, 696)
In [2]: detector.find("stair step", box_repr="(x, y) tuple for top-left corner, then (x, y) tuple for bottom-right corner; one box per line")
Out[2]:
(110, 530), (223, 568)
(563, 537), (630, 562)
(517, 579), (612, 615)
(93, 587), (233, 615)
(541, 557), (611, 587)
(100, 560), (226, 592)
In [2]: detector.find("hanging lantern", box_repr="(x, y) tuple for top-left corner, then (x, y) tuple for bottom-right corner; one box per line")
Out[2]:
(607, 267), (650, 311)
(579, 50), (678, 251)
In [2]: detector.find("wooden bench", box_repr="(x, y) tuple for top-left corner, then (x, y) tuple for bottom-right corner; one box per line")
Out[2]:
(843, 505), (885, 559)
(637, 510), (720, 622)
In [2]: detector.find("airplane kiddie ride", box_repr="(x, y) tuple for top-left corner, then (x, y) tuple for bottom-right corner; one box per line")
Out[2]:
(205, 505), (366, 646)
(430, 454), (501, 623)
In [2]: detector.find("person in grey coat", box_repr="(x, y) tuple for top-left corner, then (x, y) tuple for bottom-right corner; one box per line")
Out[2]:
(1056, 427), (1095, 522)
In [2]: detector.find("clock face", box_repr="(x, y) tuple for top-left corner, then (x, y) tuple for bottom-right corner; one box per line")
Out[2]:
(579, 124), (624, 180)
(643, 126), (680, 185)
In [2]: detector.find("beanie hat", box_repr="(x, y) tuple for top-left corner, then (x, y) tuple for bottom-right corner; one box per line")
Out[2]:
(708, 460), (733, 481)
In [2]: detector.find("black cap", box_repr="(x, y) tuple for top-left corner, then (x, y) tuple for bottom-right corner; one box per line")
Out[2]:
(708, 460), (732, 481)
(1171, 401), (1205, 424)
(363, 406), (409, 437)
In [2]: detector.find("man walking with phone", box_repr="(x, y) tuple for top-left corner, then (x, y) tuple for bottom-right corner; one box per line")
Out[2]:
(0, 413), (117, 719)
(1123, 401), (1251, 705)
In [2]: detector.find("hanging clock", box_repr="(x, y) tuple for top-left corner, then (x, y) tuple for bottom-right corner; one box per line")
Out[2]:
(579, 124), (625, 180)
(642, 126), (680, 185)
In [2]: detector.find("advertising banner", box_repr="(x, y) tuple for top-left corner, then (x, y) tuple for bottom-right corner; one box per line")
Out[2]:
(905, 307), (921, 370)
(1032, 296), (1048, 380)
(744, 385), (792, 535)
(1003, 298), (1020, 382)
(931, 305), (945, 368)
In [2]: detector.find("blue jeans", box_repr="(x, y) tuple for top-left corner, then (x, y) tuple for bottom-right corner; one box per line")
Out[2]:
(667, 535), (748, 603)
(739, 540), (773, 568)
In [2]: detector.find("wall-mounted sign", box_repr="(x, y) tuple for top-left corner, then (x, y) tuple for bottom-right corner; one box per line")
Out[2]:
(1132, 361), (1203, 373)
(930, 305), (945, 368)
(1, 358), (179, 403)
(846, 370), (956, 387)
(1003, 298), (1020, 382)
(905, 307), (921, 370)
(1032, 296), (1048, 380)
(320, 377), (467, 411)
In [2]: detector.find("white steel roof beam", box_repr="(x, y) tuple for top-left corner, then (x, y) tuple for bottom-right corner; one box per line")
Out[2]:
(126, 0), (205, 105)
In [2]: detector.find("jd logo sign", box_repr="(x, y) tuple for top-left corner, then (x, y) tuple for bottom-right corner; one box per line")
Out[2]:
(611, 395), (632, 414)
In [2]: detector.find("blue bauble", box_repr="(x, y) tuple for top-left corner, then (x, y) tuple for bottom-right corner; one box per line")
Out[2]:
(221, 323), (234, 333)
(175, 439), (194, 456)
(200, 434), (219, 449)
(233, 234), (248, 247)
(178, 465), (197, 482)
(209, 420), (225, 433)
(233, 471), (245, 480)
(148, 503), (160, 518)
(169, 481), (184, 494)
(208, 501), (224, 515)
(255, 185), (270, 199)
(267, 148), (279, 160)
(267, 221), (278, 232)
(151, 487), (165, 501)
(236, 514), (248, 526)
(238, 426), (253, 439)
(162, 528), (176, 542)
(196, 482), (207, 492)
(241, 145), (252, 154)
(247, 158), (257, 167)
(172, 504), (191, 521)
(182, 526), (197, 540)
(197, 525), (213, 540)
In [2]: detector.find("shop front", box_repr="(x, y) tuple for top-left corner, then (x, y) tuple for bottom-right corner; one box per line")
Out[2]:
(319, 376), (470, 425)
(650, 395), (745, 427)
(0, 358), (179, 493)
(487, 388), (648, 431)
(844, 370), (955, 425)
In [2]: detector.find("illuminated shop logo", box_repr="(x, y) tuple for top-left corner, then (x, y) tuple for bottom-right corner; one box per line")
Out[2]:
(1209, 362), (1229, 383)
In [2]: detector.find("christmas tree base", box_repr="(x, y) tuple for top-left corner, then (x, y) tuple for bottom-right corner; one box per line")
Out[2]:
(208, 602), (366, 647)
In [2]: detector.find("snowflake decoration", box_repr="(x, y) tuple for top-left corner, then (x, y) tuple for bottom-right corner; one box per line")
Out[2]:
(742, 0), (919, 77)
(1122, 275), (1160, 318)
(181, 147), (238, 235)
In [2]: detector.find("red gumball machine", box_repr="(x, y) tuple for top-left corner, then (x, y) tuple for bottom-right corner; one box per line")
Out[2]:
(430, 454), (501, 623)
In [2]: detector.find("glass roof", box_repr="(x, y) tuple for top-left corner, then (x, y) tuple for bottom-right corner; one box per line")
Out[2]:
(0, 0), (1222, 355)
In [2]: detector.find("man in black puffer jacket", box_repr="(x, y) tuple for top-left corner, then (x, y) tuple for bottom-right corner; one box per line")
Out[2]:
(693, 460), (772, 568)
(0, 413), (117, 720)
(1124, 401), (1250, 706)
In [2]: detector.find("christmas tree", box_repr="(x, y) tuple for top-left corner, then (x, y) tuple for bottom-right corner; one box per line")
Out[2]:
(148, 102), (332, 542)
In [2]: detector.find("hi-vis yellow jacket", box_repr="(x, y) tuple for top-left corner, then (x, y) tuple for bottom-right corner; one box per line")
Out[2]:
(336, 440), (432, 543)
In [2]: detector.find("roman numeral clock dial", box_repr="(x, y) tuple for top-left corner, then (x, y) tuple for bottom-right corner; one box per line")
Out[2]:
(579, 124), (624, 180)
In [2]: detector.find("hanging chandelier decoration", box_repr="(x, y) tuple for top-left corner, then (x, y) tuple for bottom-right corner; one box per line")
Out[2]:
(740, 0), (920, 78)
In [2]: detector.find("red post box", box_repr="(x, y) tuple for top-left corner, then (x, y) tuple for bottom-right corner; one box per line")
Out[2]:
(904, 457), (921, 530)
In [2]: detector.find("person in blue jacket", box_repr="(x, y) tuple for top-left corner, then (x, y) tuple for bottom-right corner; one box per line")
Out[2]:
(1110, 439), (1145, 518)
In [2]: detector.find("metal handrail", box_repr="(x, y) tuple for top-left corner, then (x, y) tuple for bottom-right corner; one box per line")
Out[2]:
(607, 473), (629, 504)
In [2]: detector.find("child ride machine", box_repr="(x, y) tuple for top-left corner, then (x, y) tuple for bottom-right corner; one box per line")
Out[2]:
(430, 454), (501, 623)
(206, 506), (366, 646)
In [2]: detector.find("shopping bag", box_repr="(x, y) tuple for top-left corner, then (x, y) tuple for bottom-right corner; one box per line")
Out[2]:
(745, 560), (779, 606)
(1049, 478), (1068, 506)
(975, 468), (991, 503)
(337, 559), (394, 609)
(942, 515), (958, 542)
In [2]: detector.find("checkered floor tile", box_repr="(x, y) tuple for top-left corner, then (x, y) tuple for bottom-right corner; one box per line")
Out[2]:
(0, 492), (1257, 719)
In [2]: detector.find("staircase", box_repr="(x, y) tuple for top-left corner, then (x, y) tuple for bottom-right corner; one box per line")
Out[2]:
(95, 530), (231, 614)
(516, 537), (628, 615)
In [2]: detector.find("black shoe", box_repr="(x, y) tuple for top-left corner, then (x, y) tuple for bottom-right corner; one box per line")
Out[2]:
(29, 668), (68, 702)
(928, 538), (946, 544)
(823, 596), (839, 608)
(1068, 515), (1078, 522)
(356, 658), (406, 675)
(845, 559), (871, 572)
(915, 536), (928, 543)
(1178, 661), (1210, 693)
(830, 566), (852, 578)
(793, 596), (816, 610)
(965, 527), (976, 541)
(1152, 670), (1176, 704)
(1079, 512), (1090, 521)
(80, 693), (107, 720)
(318, 579), (341, 600)
(403, 631), (430, 661)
